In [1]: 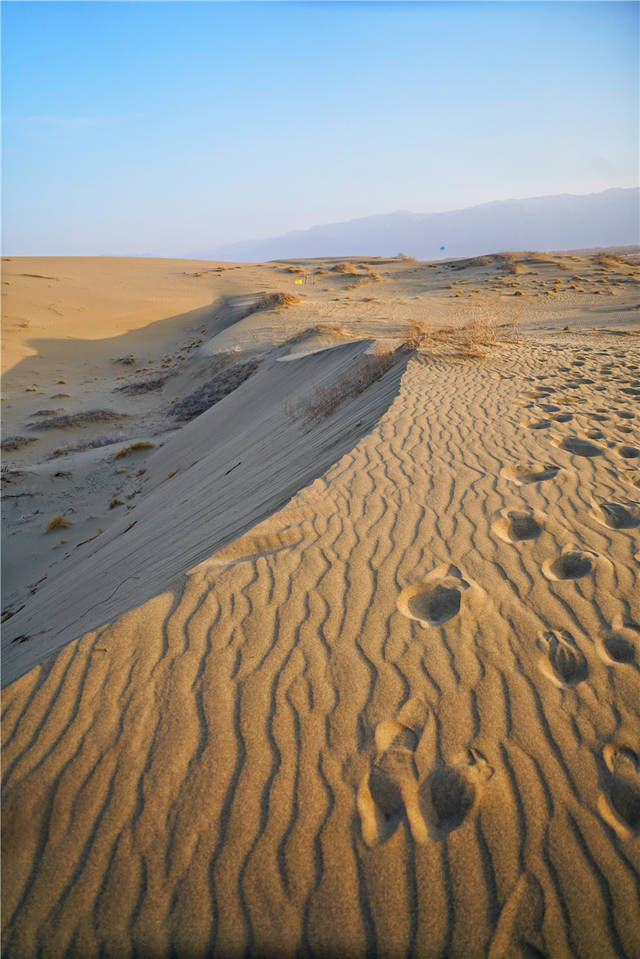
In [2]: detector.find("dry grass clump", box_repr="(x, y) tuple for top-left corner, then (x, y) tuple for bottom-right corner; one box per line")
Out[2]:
(1, 435), (38, 452)
(402, 301), (516, 358)
(283, 265), (305, 274)
(27, 410), (126, 431)
(396, 253), (417, 262)
(593, 253), (634, 267)
(169, 359), (260, 421)
(109, 497), (124, 509)
(402, 319), (433, 350)
(45, 515), (71, 533)
(288, 345), (396, 421)
(331, 262), (362, 275)
(456, 310), (498, 357)
(115, 441), (156, 459)
(254, 292), (301, 311)
(314, 324), (354, 338)
(113, 376), (170, 395)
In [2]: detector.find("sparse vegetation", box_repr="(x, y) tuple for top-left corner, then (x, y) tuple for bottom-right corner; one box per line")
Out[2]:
(115, 441), (156, 459)
(28, 410), (127, 431)
(169, 359), (260, 421)
(109, 497), (124, 509)
(287, 345), (396, 422)
(113, 376), (170, 395)
(45, 514), (71, 532)
(250, 292), (300, 314)
(1, 435), (38, 452)
(401, 301), (518, 357)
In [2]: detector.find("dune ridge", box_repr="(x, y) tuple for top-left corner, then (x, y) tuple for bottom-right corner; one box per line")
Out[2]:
(3, 331), (640, 957)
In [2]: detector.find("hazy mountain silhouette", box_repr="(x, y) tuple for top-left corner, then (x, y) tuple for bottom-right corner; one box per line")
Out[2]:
(213, 188), (639, 261)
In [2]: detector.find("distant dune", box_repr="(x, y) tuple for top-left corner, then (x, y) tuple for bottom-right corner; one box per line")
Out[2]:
(212, 187), (639, 262)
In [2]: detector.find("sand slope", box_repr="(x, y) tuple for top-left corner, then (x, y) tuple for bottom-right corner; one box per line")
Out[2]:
(2, 255), (640, 957)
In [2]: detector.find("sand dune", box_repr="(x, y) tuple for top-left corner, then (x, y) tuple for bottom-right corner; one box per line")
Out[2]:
(2, 254), (640, 957)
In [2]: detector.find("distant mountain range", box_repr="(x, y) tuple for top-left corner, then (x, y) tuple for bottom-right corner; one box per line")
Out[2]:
(213, 188), (639, 262)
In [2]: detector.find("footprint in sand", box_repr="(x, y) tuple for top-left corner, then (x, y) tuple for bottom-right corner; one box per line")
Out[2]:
(591, 500), (640, 530)
(493, 507), (543, 544)
(418, 748), (493, 841)
(502, 462), (560, 486)
(598, 745), (640, 840)
(542, 548), (595, 581)
(357, 700), (493, 846)
(525, 418), (551, 430)
(597, 618), (640, 666)
(397, 565), (470, 626)
(357, 698), (431, 846)
(554, 435), (603, 457)
(521, 389), (553, 400)
(538, 629), (588, 687)
(618, 445), (640, 461)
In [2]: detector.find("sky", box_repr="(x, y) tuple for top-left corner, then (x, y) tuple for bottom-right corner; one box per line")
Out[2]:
(2, 1), (638, 256)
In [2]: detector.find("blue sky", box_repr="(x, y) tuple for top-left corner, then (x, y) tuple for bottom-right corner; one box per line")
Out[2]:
(2, 1), (638, 256)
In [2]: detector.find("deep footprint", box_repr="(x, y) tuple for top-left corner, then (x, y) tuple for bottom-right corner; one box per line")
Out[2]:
(601, 633), (636, 664)
(555, 435), (603, 457)
(599, 745), (640, 839)
(593, 501), (640, 530)
(426, 766), (475, 835)
(543, 550), (594, 581)
(397, 565), (470, 626)
(619, 445), (640, 460)
(493, 508), (543, 543)
(539, 630), (589, 687)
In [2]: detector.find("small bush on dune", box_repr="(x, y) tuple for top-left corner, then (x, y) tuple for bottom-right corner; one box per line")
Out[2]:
(115, 441), (156, 459)
(256, 292), (300, 310)
(402, 319), (433, 350)
(288, 345), (396, 422)
(27, 410), (127, 431)
(169, 359), (260, 421)
(331, 262), (362, 275)
(45, 515), (71, 533)
(1, 435), (37, 452)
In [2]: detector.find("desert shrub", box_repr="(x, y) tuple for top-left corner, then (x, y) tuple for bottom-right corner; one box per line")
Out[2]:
(330, 262), (362, 275)
(28, 410), (127, 431)
(47, 432), (129, 458)
(45, 515), (71, 532)
(1, 435), (37, 451)
(113, 376), (170, 395)
(169, 360), (260, 421)
(402, 319), (433, 350)
(288, 346), (396, 421)
(115, 441), (156, 459)
(113, 355), (136, 366)
(252, 292), (300, 313)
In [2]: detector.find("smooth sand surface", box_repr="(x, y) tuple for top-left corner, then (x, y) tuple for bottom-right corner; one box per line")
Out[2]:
(2, 252), (640, 957)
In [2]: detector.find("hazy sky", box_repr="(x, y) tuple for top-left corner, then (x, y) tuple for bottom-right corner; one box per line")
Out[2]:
(2, 1), (638, 256)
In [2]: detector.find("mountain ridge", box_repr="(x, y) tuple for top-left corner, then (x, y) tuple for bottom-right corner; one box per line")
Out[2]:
(212, 187), (639, 261)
